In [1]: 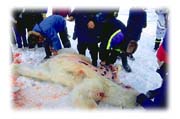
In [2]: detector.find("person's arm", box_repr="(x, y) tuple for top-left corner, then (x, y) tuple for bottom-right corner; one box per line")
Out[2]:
(143, 11), (147, 28)
(47, 30), (62, 53)
(51, 35), (62, 51)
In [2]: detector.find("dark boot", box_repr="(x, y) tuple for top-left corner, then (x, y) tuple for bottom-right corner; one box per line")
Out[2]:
(44, 41), (52, 59)
(123, 63), (132, 72)
(120, 53), (132, 72)
(92, 60), (97, 67)
(128, 54), (135, 61)
(59, 28), (71, 48)
(154, 39), (161, 50)
(37, 43), (43, 48)
(89, 44), (98, 67)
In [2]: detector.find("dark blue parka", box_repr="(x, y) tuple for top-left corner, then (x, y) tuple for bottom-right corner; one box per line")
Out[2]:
(33, 15), (67, 50)
(70, 9), (99, 44)
(126, 8), (147, 41)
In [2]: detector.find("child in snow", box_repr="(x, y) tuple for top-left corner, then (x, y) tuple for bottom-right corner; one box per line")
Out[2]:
(125, 8), (147, 60)
(136, 30), (168, 108)
(28, 15), (71, 59)
(68, 9), (100, 66)
(154, 8), (168, 50)
(99, 17), (137, 72)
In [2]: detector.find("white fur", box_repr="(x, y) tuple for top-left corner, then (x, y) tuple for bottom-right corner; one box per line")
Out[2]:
(12, 48), (138, 109)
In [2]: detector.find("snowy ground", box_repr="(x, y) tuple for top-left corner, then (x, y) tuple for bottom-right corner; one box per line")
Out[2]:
(11, 8), (162, 109)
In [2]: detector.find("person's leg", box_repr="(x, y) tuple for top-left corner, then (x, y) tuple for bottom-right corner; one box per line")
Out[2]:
(88, 44), (98, 66)
(126, 40), (138, 61)
(14, 28), (22, 48)
(21, 29), (28, 47)
(107, 50), (119, 65)
(119, 52), (131, 72)
(154, 38), (161, 50)
(77, 42), (87, 56)
(99, 42), (109, 64)
(59, 27), (71, 48)
(43, 39), (52, 59)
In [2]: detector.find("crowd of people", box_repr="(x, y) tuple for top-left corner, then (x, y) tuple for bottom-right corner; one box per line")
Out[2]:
(11, 7), (169, 108)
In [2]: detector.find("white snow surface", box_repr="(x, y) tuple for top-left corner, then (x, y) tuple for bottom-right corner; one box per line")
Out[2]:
(11, 9), (162, 109)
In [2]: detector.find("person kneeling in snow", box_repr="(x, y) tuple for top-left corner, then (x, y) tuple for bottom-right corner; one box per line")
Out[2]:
(136, 30), (168, 108)
(28, 15), (71, 59)
(99, 18), (137, 72)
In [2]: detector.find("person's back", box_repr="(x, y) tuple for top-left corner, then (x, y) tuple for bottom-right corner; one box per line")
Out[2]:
(36, 15), (66, 33)
(31, 15), (70, 59)
(100, 17), (127, 49)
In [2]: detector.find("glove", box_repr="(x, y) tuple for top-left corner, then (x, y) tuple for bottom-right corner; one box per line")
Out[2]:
(136, 94), (148, 105)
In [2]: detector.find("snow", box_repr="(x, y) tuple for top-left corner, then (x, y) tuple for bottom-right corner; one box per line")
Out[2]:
(11, 8), (163, 109)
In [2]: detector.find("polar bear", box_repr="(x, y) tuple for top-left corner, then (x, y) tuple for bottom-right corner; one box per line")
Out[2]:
(12, 48), (138, 109)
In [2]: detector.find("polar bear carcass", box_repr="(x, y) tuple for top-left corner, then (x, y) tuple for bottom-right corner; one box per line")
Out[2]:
(12, 48), (138, 109)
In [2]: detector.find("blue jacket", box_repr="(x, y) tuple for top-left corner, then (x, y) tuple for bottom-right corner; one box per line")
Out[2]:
(33, 15), (66, 50)
(126, 8), (147, 41)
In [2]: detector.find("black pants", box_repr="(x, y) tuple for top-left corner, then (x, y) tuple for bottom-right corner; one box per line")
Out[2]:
(43, 39), (52, 58)
(77, 42), (98, 65)
(99, 42), (119, 65)
(99, 43), (128, 66)
(100, 49), (119, 65)
(59, 27), (71, 48)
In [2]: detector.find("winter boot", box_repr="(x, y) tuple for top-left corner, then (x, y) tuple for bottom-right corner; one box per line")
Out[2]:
(128, 54), (135, 61)
(154, 39), (161, 50)
(120, 53), (132, 72)
(37, 43), (43, 48)
(44, 41), (52, 59)
(123, 63), (132, 72)
(92, 60), (97, 67)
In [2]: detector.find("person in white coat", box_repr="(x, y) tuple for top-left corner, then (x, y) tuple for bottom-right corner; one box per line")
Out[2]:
(154, 8), (168, 50)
